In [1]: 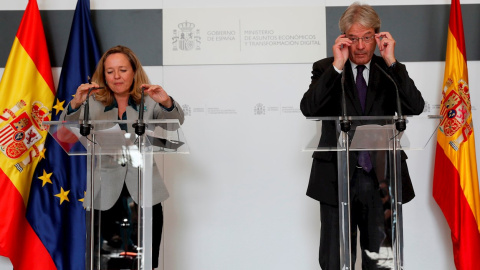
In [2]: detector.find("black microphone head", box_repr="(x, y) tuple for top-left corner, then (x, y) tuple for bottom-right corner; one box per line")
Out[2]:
(133, 122), (146, 136)
(340, 118), (351, 132)
(80, 87), (95, 137)
(396, 118), (406, 132)
(80, 123), (91, 136)
(133, 86), (146, 136)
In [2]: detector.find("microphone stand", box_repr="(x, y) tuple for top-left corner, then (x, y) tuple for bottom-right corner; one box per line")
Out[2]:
(340, 70), (351, 132)
(132, 87), (146, 269)
(375, 63), (406, 132)
(339, 69), (353, 270)
(80, 87), (97, 136)
(374, 63), (405, 269)
(133, 87), (146, 136)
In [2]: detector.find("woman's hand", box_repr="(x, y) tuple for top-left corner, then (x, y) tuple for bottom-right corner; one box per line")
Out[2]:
(142, 84), (173, 108)
(71, 82), (101, 109)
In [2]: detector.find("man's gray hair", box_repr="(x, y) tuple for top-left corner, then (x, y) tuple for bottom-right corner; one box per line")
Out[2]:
(339, 2), (381, 34)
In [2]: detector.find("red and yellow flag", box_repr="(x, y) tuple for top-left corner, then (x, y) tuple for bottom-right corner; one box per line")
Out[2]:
(433, 0), (480, 269)
(0, 0), (57, 268)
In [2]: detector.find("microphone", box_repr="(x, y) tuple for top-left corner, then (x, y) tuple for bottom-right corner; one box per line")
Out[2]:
(374, 63), (406, 132)
(340, 69), (351, 132)
(133, 87), (146, 136)
(80, 86), (104, 136)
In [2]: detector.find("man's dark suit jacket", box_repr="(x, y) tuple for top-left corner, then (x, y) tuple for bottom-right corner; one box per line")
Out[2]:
(300, 55), (425, 206)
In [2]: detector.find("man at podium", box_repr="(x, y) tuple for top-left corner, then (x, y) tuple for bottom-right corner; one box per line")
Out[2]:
(61, 45), (184, 269)
(300, 2), (424, 269)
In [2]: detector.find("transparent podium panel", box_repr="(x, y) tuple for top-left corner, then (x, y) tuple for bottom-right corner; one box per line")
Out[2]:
(44, 119), (188, 270)
(304, 116), (440, 270)
(47, 119), (189, 155)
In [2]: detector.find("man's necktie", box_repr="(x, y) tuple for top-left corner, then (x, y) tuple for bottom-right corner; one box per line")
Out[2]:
(356, 65), (367, 112)
(355, 65), (372, 172)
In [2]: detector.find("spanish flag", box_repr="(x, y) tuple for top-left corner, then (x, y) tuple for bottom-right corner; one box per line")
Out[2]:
(433, 0), (480, 269)
(0, 0), (57, 269)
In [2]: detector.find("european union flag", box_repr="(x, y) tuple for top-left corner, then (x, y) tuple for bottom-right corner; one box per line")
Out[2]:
(27, 0), (101, 269)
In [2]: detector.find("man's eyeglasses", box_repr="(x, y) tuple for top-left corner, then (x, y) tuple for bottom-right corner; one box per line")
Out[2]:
(348, 35), (375, 44)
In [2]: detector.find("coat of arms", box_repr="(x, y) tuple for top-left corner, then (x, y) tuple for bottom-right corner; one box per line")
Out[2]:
(0, 100), (49, 172)
(172, 21), (201, 51)
(439, 78), (473, 151)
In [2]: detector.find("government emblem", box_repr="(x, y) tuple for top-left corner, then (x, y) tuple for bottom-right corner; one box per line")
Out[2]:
(0, 100), (50, 172)
(439, 78), (473, 151)
(172, 21), (201, 51)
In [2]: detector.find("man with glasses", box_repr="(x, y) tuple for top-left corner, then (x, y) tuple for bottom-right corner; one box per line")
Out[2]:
(300, 2), (424, 269)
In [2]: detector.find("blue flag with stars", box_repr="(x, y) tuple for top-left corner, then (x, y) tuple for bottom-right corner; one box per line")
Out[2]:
(27, 0), (101, 269)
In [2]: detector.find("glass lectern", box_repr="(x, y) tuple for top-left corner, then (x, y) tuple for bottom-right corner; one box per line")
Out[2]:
(304, 115), (440, 270)
(45, 119), (188, 270)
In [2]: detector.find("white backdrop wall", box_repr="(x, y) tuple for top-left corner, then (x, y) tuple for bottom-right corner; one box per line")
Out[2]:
(1, 0), (479, 269)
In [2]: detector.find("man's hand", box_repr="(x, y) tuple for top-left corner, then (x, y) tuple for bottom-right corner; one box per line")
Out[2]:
(375, 32), (396, 67)
(332, 34), (352, 71)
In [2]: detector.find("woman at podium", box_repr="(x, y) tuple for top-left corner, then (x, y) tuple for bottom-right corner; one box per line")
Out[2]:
(60, 45), (184, 268)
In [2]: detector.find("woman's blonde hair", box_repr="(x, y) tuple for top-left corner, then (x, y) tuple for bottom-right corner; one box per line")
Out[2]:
(92, 45), (150, 106)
